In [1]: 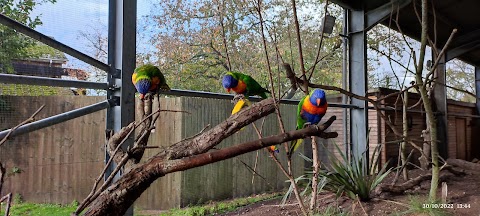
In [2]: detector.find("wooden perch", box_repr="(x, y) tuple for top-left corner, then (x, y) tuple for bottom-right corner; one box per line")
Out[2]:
(81, 101), (337, 215)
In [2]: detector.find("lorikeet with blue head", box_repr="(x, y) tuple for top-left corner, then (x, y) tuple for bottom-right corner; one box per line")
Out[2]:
(289, 88), (328, 158)
(223, 72), (278, 153)
(222, 72), (270, 99)
(132, 64), (170, 99)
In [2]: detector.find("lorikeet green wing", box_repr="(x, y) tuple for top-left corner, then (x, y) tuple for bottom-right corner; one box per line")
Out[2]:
(289, 89), (328, 157)
(223, 72), (270, 99)
(289, 96), (307, 154)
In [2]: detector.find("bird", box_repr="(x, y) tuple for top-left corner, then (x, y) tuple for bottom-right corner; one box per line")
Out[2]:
(222, 72), (270, 99)
(289, 89), (328, 157)
(132, 64), (170, 99)
(224, 72), (277, 153)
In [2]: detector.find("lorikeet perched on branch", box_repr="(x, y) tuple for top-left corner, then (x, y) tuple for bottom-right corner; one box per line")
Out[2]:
(132, 64), (170, 99)
(289, 89), (328, 157)
(222, 72), (270, 99)
(224, 72), (277, 153)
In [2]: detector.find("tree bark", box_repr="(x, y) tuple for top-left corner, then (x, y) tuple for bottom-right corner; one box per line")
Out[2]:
(401, 90), (408, 180)
(83, 115), (338, 216)
(309, 136), (320, 211)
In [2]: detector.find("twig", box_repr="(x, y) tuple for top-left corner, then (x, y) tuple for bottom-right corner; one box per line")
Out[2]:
(307, 0), (329, 81)
(356, 195), (368, 216)
(290, 0), (308, 94)
(424, 29), (457, 85)
(0, 104), (45, 146)
(0, 193), (12, 216)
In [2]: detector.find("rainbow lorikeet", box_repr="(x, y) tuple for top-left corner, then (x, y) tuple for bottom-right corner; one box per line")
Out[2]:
(289, 89), (328, 157)
(224, 72), (277, 153)
(222, 72), (270, 99)
(132, 64), (170, 99)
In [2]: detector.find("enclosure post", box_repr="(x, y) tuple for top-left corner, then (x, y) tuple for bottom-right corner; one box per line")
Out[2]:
(476, 66), (480, 113)
(106, 0), (136, 215)
(342, 8), (350, 158)
(432, 54), (448, 158)
(348, 9), (369, 166)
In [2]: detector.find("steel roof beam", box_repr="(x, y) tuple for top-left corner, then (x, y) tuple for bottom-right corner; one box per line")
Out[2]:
(0, 73), (108, 90)
(0, 14), (110, 72)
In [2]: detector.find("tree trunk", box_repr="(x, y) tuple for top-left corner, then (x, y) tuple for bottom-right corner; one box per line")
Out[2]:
(415, 0), (439, 201)
(309, 136), (320, 211)
(419, 129), (431, 170)
(401, 90), (408, 180)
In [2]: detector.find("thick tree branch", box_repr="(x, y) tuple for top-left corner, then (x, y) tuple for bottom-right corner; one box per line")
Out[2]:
(82, 115), (337, 216)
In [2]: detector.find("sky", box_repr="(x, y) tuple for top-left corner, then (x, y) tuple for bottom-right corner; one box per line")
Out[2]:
(30, 0), (153, 67)
(25, 0), (461, 91)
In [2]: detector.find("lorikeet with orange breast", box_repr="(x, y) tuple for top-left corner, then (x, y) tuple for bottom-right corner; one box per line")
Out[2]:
(222, 72), (270, 99)
(132, 64), (170, 99)
(289, 89), (328, 157)
(223, 72), (278, 153)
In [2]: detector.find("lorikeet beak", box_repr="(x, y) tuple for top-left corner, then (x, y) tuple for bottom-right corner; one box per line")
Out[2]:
(227, 88), (231, 93)
(316, 98), (321, 106)
(140, 94), (145, 99)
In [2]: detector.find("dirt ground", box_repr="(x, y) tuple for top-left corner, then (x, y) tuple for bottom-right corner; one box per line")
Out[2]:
(220, 168), (480, 216)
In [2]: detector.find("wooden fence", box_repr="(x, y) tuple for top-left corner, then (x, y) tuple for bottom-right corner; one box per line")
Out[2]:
(0, 95), (346, 210)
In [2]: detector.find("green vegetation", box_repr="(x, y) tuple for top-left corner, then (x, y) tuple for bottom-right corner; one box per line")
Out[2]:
(0, 0), (57, 73)
(0, 84), (68, 96)
(319, 141), (392, 201)
(314, 204), (350, 216)
(157, 193), (280, 216)
(0, 202), (77, 216)
(397, 196), (451, 216)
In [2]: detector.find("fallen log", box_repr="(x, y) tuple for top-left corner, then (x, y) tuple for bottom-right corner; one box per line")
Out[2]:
(446, 158), (480, 171)
(379, 172), (453, 194)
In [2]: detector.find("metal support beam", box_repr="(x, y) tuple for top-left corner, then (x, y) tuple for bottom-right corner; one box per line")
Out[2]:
(0, 73), (108, 89)
(365, 0), (412, 31)
(433, 54), (448, 158)
(445, 41), (480, 62)
(0, 100), (113, 140)
(476, 66), (480, 114)
(0, 13), (110, 72)
(106, 1), (136, 215)
(348, 9), (369, 165)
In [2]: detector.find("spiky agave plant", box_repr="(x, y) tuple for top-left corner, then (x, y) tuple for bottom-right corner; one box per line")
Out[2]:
(319, 137), (392, 201)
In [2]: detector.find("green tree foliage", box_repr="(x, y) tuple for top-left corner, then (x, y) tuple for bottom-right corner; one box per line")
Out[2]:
(446, 59), (475, 103)
(0, 0), (56, 73)
(138, 0), (344, 96)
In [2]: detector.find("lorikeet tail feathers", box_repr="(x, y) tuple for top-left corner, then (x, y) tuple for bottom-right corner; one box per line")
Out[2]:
(288, 138), (303, 158)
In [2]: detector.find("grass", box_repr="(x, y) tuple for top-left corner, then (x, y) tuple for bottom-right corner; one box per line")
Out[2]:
(396, 195), (451, 216)
(314, 204), (350, 216)
(0, 193), (279, 216)
(156, 193), (281, 216)
(0, 202), (78, 216)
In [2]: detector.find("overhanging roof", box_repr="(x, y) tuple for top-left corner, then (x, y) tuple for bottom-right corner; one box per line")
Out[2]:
(333, 0), (480, 66)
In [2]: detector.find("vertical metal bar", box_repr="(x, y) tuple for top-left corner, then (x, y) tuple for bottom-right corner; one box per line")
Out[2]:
(433, 54), (448, 158)
(106, 0), (136, 175)
(348, 8), (369, 167)
(476, 66), (480, 114)
(342, 8), (350, 158)
(106, 0), (136, 215)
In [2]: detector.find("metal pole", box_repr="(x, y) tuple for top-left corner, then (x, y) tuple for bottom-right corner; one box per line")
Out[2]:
(0, 13), (110, 72)
(0, 73), (108, 89)
(0, 100), (113, 140)
(106, 1), (136, 215)
(348, 8), (369, 167)
(342, 8), (350, 158)
(163, 89), (359, 108)
(433, 53), (448, 158)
